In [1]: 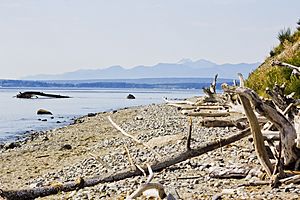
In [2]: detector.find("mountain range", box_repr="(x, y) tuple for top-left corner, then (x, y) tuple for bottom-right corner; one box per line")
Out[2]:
(23, 59), (260, 80)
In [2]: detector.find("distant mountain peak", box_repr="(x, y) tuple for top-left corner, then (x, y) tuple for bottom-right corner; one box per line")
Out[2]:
(194, 59), (216, 66)
(177, 58), (193, 64)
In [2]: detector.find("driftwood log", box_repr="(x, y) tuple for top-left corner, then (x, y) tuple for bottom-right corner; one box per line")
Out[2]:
(181, 110), (230, 117)
(272, 60), (300, 77)
(223, 85), (299, 168)
(239, 94), (273, 177)
(0, 128), (252, 200)
(16, 91), (70, 99)
(202, 74), (219, 102)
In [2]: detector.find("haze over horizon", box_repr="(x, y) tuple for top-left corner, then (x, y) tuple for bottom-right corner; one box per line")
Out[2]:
(0, 0), (299, 79)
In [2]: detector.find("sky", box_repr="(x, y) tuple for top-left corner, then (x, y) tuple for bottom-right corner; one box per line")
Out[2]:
(0, 0), (299, 79)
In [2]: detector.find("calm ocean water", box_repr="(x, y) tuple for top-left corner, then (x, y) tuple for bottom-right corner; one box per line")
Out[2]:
(0, 87), (200, 142)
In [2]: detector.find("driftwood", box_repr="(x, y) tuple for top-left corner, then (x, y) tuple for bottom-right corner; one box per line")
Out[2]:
(16, 91), (70, 99)
(237, 73), (245, 87)
(0, 127), (252, 200)
(182, 110), (230, 117)
(202, 74), (219, 102)
(126, 164), (166, 199)
(265, 83), (297, 119)
(166, 103), (196, 110)
(200, 119), (247, 129)
(209, 167), (249, 179)
(163, 97), (195, 105)
(108, 116), (162, 159)
(239, 94), (273, 177)
(295, 115), (300, 148)
(223, 86), (299, 168)
(186, 117), (192, 151)
(272, 60), (300, 77)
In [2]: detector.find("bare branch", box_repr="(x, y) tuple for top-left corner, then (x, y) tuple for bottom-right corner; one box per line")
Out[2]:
(186, 117), (192, 151)
(108, 116), (162, 159)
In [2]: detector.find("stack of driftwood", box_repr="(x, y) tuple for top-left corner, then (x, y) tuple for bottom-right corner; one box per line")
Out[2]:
(2, 62), (300, 199)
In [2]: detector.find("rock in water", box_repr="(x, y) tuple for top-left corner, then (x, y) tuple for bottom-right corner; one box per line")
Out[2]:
(127, 94), (135, 99)
(37, 109), (53, 115)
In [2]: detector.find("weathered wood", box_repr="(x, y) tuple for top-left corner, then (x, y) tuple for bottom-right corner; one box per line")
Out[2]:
(209, 167), (249, 179)
(202, 74), (218, 102)
(279, 174), (300, 184)
(224, 86), (298, 167)
(16, 91), (70, 99)
(237, 73), (245, 87)
(239, 95), (274, 177)
(182, 111), (230, 117)
(108, 116), (162, 159)
(126, 164), (166, 200)
(166, 103), (197, 110)
(163, 97), (195, 105)
(294, 115), (300, 148)
(0, 128), (252, 200)
(196, 105), (225, 110)
(186, 117), (192, 151)
(272, 60), (300, 77)
(200, 119), (236, 127)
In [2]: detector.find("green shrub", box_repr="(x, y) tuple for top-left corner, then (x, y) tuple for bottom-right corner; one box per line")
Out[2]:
(277, 28), (292, 44)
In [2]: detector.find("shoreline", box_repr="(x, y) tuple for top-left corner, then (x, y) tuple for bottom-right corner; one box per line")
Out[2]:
(1, 102), (299, 199)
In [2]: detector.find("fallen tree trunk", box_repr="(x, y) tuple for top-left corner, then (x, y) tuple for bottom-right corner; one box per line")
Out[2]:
(0, 128), (252, 200)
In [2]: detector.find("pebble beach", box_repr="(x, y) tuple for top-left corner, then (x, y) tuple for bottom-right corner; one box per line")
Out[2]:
(1, 102), (300, 199)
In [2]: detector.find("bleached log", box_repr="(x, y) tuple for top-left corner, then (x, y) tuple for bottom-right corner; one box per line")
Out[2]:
(279, 174), (300, 184)
(237, 73), (245, 87)
(163, 97), (195, 105)
(239, 95), (273, 177)
(183, 111), (230, 117)
(196, 106), (225, 110)
(166, 103), (196, 110)
(294, 115), (300, 148)
(272, 60), (300, 77)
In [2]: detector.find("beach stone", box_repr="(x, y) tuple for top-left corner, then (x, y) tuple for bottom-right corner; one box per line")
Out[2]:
(126, 94), (135, 99)
(60, 144), (72, 150)
(4, 142), (21, 150)
(88, 113), (96, 117)
(135, 115), (143, 120)
(43, 136), (49, 141)
(222, 188), (236, 195)
(37, 109), (53, 115)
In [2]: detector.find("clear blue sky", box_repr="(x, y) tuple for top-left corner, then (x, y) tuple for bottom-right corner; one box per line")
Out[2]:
(0, 0), (299, 79)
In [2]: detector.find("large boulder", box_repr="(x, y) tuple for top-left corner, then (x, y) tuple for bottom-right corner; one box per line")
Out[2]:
(37, 109), (53, 115)
(127, 94), (135, 99)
